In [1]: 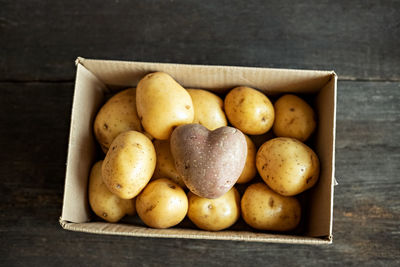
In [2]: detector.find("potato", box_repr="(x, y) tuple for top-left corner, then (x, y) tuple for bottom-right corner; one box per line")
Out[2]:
(256, 137), (320, 196)
(273, 94), (316, 142)
(241, 183), (301, 231)
(152, 139), (185, 188)
(187, 89), (227, 130)
(236, 135), (257, 184)
(94, 88), (142, 153)
(170, 124), (247, 199)
(187, 188), (240, 231)
(136, 72), (194, 140)
(88, 161), (135, 223)
(224, 86), (274, 135)
(136, 178), (188, 228)
(102, 131), (156, 199)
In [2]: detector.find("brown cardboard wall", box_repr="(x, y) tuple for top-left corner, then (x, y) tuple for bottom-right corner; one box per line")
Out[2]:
(61, 58), (336, 244)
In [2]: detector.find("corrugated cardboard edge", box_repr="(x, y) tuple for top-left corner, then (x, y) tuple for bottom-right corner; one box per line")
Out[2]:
(59, 218), (331, 245)
(329, 73), (337, 242)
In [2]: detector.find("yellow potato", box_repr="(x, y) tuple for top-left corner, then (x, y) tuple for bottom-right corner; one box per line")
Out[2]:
(136, 178), (188, 229)
(102, 131), (156, 199)
(136, 72), (194, 140)
(256, 137), (320, 196)
(241, 183), (301, 231)
(94, 88), (142, 153)
(236, 135), (257, 184)
(187, 89), (227, 130)
(152, 139), (185, 188)
(224, 86), (274, 135)
(273, 94), (316, 142)
(187, 187), (240, 231)
(88, 161), (135, 223)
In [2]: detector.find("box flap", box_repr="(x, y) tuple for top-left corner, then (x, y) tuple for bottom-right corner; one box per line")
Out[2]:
(60, 219), (331, 245)
(306, 73), (337, 237)
(77, 57), (333, 94)
(61, 63), (107, 223)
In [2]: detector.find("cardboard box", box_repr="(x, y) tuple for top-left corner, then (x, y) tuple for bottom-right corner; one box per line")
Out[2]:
(60, 57), (336, 244)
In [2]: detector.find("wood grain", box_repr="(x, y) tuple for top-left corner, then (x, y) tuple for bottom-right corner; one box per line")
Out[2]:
(0, 0), (399, 82)
(0, 81), (399, 266)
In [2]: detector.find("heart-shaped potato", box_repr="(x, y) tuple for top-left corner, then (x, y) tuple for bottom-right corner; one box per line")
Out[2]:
(170, 124), (247, 199)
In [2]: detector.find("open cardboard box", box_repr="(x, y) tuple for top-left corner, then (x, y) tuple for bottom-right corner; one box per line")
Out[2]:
(60, 57), (336, 244)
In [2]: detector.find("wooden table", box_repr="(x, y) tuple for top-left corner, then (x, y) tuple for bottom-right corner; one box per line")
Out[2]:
(1, 1), (399, 266)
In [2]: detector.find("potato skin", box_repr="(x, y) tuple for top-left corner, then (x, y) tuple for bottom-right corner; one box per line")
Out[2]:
(94, 88), (142, 153)
(187, 89), (227, 130)
(102, 131), (156, 199)
(256, 137), (320, 196)
(136, 178), (188, 229)
(88, 161), (135, 223)
(136, 72), (194, 140)
(170, 124), (247, 199)
(273, 94), (316, 142)
(236, 135), (257, 184)
(241, 183), (301, 231)
(188, 188), (240, 231)
(224, 86), (274, 135)
(152, 139), (185, 188)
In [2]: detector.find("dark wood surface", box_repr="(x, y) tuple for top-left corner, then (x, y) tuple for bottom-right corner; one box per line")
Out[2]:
(1, 1), (399, 266)
(1, 0), (400, 82)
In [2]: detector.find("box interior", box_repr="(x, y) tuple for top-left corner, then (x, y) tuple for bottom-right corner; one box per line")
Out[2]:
(61, 57), (336, 244)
